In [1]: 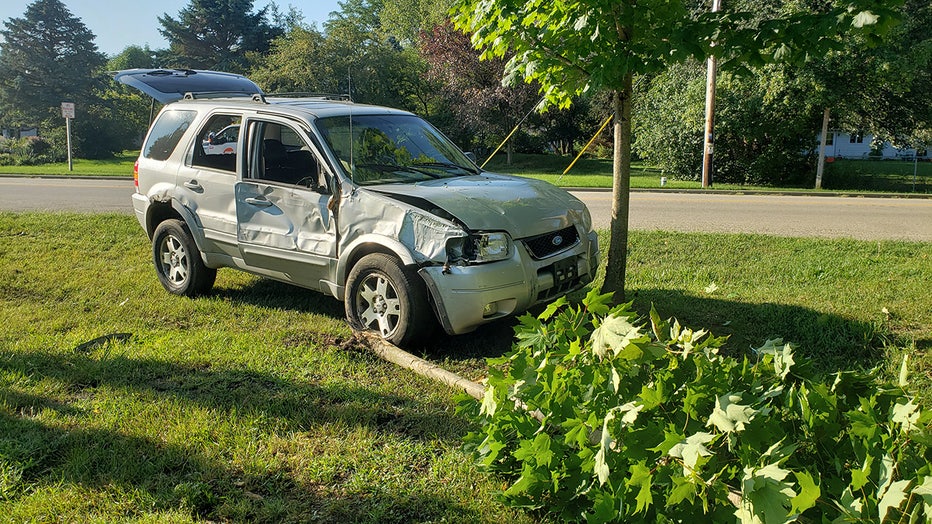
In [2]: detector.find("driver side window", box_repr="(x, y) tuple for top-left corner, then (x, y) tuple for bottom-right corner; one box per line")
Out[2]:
(247, 120), (330, 193)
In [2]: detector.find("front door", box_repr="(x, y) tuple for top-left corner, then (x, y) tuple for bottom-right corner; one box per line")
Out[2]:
(235, 119), (337, 290)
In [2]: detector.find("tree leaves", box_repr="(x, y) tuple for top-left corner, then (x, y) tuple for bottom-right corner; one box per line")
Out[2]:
(463, 295), (932, 522)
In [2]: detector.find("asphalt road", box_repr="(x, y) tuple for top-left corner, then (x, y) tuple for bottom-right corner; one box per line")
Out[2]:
(2, 176), (931, 242)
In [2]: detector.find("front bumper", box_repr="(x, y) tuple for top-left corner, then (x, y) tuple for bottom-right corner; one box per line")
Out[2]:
(419, 230), (599, 335)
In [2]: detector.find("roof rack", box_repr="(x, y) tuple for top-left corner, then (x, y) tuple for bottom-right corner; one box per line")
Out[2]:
(265, 92), (353, 102)
(181, 91), (267, 102)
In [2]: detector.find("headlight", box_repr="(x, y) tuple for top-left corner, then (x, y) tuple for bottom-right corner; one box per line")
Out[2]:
(447, 232), (512, 264)
(470, 232), (511, 262)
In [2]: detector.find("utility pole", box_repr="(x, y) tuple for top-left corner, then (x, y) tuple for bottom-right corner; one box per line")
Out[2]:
(701, 0), (722, 188)
(815, 108), (830, 189)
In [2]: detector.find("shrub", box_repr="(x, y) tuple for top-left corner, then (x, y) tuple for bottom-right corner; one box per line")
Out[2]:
(460, 290), (932, 523)
(0, 136), (57, 165)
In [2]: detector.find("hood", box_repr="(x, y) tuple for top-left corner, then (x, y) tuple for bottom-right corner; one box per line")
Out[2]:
(112, 69), (263, 104)
(369, 173), (588, 239)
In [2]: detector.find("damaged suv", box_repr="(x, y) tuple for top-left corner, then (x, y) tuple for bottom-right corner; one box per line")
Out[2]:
(116, 69), (599, 345)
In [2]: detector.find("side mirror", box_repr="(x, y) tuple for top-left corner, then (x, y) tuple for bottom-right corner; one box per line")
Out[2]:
(465, 151), (477, 163)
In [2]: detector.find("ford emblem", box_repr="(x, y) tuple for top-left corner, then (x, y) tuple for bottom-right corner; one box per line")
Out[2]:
(551, 235), (563, 246)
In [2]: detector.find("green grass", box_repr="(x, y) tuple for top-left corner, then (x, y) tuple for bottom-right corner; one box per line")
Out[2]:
(823, 158), (932, 193)
(483, 153), (932, 193)
(0, 151), (137, 177)
(6, 151), (932, 196)
(2, 213), (930, 521)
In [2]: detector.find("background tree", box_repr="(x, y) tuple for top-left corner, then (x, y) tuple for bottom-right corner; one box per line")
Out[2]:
(158, 0), (284, 73)
(453, 0), (902, 299)
(251, 0), (433, 115)
(420, 22), (541, 160)
(0, 0), (105, 131)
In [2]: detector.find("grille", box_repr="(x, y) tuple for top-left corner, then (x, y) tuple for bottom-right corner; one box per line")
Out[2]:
(523, 225), (579, 259)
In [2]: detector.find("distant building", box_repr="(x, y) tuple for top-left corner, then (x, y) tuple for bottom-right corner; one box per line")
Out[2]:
(821, 131), (930, 160)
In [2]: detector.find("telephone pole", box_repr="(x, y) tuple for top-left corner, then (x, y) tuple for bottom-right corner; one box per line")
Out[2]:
(701, 0), (722, 188)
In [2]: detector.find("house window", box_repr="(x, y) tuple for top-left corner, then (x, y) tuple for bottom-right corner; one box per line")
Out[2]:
(849, 132), (864, 144)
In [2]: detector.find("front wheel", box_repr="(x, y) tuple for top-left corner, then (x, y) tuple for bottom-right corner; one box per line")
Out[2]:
(345, 253), (432, 346)
(152, 219), (216, 297)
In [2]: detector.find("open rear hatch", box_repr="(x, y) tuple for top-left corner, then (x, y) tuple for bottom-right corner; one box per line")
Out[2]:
(112, 69), (263, 104)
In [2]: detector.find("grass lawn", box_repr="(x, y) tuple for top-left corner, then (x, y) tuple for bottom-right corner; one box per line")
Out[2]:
(0, 151), (137, 177)
(483, 153), (932, 193)
(2, 213), (930, 521)
(5, 151), (931, 195)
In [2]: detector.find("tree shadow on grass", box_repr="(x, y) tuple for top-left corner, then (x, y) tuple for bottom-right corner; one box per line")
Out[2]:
(628, 288), (888, 373)
(420, 285), (891, 378)
(0, 348), (481, 522)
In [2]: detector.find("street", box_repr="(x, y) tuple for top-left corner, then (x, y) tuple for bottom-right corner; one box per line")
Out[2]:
(2, 176), (931, 241)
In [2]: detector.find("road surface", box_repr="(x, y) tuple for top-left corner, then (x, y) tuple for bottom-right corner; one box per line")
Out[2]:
(2, 176), (931, 242)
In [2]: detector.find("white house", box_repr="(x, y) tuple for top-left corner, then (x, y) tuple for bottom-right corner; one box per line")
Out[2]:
(821, 131), (930, 160)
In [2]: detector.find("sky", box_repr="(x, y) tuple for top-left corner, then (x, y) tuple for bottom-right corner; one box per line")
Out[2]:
(0, 0), (344, 56)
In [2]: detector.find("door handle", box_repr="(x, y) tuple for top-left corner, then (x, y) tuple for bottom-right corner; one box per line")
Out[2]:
(244, 197), (273, 207)
(183, 180), (203, 192)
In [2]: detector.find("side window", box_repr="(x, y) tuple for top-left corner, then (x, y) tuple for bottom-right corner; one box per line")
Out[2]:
(191, 114), (242, 173)
(247, 121), (330, 193)
(143, 110), (196, 161)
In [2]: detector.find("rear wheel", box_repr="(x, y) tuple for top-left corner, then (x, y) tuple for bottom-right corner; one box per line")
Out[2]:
(152, 219), (216, 297)
(345, 253), (432, 346)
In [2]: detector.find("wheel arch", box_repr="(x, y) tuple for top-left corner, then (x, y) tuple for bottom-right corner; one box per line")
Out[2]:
(337, 235), (418, 289)
(145, 200), (209, 254)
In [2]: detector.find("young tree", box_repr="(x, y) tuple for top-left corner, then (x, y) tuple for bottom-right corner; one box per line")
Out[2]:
(452, 0), (902, 300)
(0, 0), (105, 129)
(158, 0), (284, 73)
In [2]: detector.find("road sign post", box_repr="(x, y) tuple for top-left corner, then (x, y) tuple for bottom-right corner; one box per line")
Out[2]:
(61, 102), (75, 171)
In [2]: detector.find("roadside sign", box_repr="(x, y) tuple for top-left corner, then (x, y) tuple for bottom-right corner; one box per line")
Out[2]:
(62, 102), (75, 171)
(61, 102), (75, 119)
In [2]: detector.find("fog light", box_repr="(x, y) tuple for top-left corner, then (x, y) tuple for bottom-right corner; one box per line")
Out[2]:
(482, 302), (497, 317)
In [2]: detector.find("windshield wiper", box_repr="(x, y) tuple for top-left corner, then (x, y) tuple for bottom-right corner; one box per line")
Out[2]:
(412, 161), (478, 175)
(355, 163), (443, 179)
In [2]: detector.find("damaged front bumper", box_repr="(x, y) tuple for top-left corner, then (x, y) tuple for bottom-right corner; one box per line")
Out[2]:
(419, 230), (599, 335)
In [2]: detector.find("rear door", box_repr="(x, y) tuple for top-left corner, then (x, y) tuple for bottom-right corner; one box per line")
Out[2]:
(176, 112), (244, 256)
(234, 118), (338, 290)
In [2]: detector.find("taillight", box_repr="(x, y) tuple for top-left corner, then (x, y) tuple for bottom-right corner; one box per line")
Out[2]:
(133, 159), (139, 189)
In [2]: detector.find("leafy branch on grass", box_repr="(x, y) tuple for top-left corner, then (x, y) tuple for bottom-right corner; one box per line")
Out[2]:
(460, 289), (932, 523)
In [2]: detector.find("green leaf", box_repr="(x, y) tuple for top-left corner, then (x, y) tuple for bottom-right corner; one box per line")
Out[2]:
(852, 10), (880, 28)
(480, 385), (498, 417)
(898, 354), (909, 387)
(891, 399), (920, 432)
(706, 393), (756, 434)
(667, 476), (697, 506)
(538, 295), (567, 321)
(850, 455), (873, 491)
(878, 479), (911, 522)
(790, 471), (820, 514)
(626, 462), (654, 514)
(668, 432), (715, 473)
(735, 464), (796, 524)
(590, 314), (642, 358)
(914, 477), (932, 520)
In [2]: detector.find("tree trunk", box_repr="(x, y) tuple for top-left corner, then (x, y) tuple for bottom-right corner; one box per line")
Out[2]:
(600, 77), (633, 301)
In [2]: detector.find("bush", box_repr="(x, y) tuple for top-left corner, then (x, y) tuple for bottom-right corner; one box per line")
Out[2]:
(461, 290), (932, 523)
(0, 136), (58, 165)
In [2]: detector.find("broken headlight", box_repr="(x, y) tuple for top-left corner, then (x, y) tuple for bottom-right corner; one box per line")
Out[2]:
(448, 232), (512, 264)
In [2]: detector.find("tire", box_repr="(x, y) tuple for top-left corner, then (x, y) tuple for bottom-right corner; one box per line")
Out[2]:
(345, 253), (433, 346)
(152, 219), (216, 297)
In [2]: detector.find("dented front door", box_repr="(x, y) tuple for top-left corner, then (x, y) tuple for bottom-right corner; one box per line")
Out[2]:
(234, 181), (336, 290)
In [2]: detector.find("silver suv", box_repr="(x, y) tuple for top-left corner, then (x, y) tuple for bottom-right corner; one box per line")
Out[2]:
(116, 69), (599, 346)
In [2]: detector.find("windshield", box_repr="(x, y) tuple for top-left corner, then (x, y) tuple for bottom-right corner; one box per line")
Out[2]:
(316, 114), (478, 185)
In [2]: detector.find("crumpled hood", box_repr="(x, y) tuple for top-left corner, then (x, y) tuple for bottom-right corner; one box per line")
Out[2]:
(368, 172), (589, 239)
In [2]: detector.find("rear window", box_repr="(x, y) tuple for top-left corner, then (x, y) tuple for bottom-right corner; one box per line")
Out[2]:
(143, 110), (196, 161)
